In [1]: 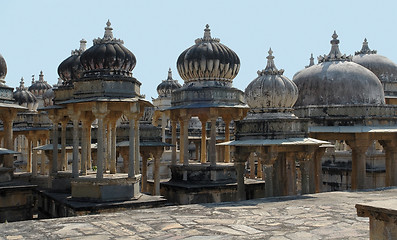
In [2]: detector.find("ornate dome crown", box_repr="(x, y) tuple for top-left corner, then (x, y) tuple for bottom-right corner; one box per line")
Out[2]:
(0, 53), (7, 83)
(28, 71), (52, 96)
(156, 68), (182, 97)
(293, 31), (385, 106)
(14, 77), (37, 110)
(58, 39), (87, 85)
(353, 38), (397, 83)
(176, 24), (240, 84)
(80, 20), (136, 78)
(245, 48), (298, 112)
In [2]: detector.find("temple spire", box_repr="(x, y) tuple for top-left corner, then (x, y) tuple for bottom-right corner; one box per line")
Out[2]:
(39, 71), (44, 82)
(203, 24), (211, 40)
(265, 48), (278, 72)
(318, 31), (352, 63)
(306, 53), (315, 68)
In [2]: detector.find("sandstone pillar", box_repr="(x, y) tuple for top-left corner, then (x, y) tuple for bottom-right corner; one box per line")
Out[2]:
(224, 118), (231, 163)
(140, 151), (150, 193)
(234, 147), (250, 201)
(110, 120), (117, 174)
(314, 147), (326, 193)
(40, 138), (47, 175)
(2, 112), (16, 168)
(27, 136), (32, 172)
(286, 152), (297, 195)
(51, 122), (59, 175)
(249, 153), (255, 179)
(199, 116), (208, 164)
(153, 149), (163, 196)
(95, 114), (106, 179)
(127, 116), (136, 178)
(80, 120), (88, 175)
(71, 117), (80, 178)
(209, 117), (217, 166)
(182, 119), (189, 166)
(60, 120), (68, 171)
(347, 137), (370, 191)
(380, 140), (397, 187)
(134, 117), (140, 175)
(32, 137), (38, 177)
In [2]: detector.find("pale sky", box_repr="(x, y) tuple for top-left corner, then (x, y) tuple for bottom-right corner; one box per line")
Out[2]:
(2, 0), (397, 100)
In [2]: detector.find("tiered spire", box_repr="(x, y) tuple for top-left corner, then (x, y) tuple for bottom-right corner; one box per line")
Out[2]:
(306, 53), (315, 68)
(18, 77), (26, 90)
(355, 38), (377, 55)
(39, 71), (44, 82)
(257, 48), (284, 76)
(318, 31), (352, 63)
(93, 20), (123, 45)
(167, 68), (173, 80)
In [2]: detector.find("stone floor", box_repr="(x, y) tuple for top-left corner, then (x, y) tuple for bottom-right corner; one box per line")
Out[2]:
(2, 187), (397, 240)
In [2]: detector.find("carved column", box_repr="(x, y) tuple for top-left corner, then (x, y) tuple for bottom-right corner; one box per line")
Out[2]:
(134, 117), (140, 175)
(40, 138), (47, 175)
(27, 136), (32, 172)
(179, 119), (185, 164)
(51, 121), (59, 175)
(182, 119), (189, 166)
(153, 148), (163, 196)
(234, 147), (250, 201)
(1, 110), (16, 168)
(260, 146), (278, 197)
(286, 152), (297, 195)
(94, 111), (107, 179)
(347, 136), (370, 191)
(127, 115), (136, 178)
(140, 151), (150, 193)
(106, 121), (111, 172)
(71, 115), (80, 178)
(314, 147), (326, 193)
(32, 137), (38, 177)
(380, 140), (397, 187)
(110, 119), (117, 174)
(223, 117), (231, 163)
(249, 153), (255, 179)
(80, 119), (88, 175)
(171, 119), (177, 165)
(199, 116), (208, 164)
(60, 119), (68, 171)
(87, 121), (92, 170)
(209, 117), (217, 166)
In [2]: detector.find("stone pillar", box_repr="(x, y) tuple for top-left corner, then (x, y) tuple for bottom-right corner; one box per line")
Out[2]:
(199, 116), (208, 164)
(224, 118), (231, 163)
(40, 138), (47, 175)
(314, 147), (326, 193)
(27, 137), (32, 172)
(182, 119), (189, 166)
(106, 121), (111, 172)
(71, 117), (80, 178)
(60, 120), (68, 171)
(209, 117), (217, 166)
(153, 149), (163, 196)
(257, 156), (263, 179)
(347, 138), (370, 191)
(80, 120), (88, 175)
(134, 118), (140, 175)
(51, 122), (59, 175)
(127, 116), (136, 178)
(110, 120), (117, 174)
(249, 153), (255, 179)
(179, 119), (185, 164)
(161, 113), (167, 147)
(286, 152), (297, 195)
(194, 142), (199, 160)
(171, 120), (177, 165)
(263, 164), (273, 197)
(140, 151), (150, 193)
(87, 123), (92, 170)
(380, 140), (397, 187)
(234, 147), (250, 201)
(96, 114), (106, 179)
(2, 112), (16, 168)
(32, 138), (38, 177)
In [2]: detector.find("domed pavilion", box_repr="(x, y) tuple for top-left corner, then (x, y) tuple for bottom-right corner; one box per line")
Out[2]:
(293, 31), (397, 190)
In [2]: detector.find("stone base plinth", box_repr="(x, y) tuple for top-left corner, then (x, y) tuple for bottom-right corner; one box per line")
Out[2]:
(71, 174), (141, 202)
(50, 172), (73, 192)
(0, 168), (14, 183)
(170, 163), (236, 183)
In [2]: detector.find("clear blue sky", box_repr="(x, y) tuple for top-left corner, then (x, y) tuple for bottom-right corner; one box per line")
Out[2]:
(2, 0), (397, 100)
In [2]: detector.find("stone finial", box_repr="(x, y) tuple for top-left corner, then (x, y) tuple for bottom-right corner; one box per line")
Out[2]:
(57, 77), (63, 86)
(31, 75), (35, 85)
(93, 20), (123, 45)
(19, 77), (25, 90)
(80, 39), (87, 52)
(305, 53), (315, 68)
(104, 19), (113, 40)
(39, 71), (44, 82)
(257, 48), (284, 76)
(167, 68), (173, 80)
(318, 31), (352, 63)
(195, 24), (220, 44)
(355, 38), (377, 55)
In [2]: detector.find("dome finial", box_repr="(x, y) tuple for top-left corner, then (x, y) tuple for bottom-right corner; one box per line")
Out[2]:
(80, 39), (87, 52)
(167, 68), (173, 80)
(203, 24), (211, 40)
(318, 31), (352, 63)
(31, 75), (35, 85)
(264, 48), (279, 73)
(355, 38), (377, 55)
(39, 71), (44, 82)
(104, 19), (114, 40)
(19, 77), (25, 89)
(306, 53), (315, 68)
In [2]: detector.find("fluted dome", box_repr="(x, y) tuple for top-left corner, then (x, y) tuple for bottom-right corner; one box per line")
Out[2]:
(176, 24), (240, 84)
(0, 53), (6, 82)
(156, 68), (182, 97)
(14, 77), (37, 111)
(80, 20), (136, 78)
(293, 31), (385, 106)
(353, 39), (397, 84)
(245, 49), (298, 112)
(28, 71), (52, 97)
(58, 39), (87, 85)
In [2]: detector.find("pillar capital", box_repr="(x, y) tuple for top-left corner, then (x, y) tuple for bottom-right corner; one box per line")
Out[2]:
(258, 146), (278, 165)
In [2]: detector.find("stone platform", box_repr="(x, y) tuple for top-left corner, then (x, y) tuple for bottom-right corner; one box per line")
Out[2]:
(2, 187), (397, 239)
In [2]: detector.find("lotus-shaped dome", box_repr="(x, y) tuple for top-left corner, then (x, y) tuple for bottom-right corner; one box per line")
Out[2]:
(58, 39), (87, 85)
(176, 24), (240, 84)
(353, 39), (397, 84)
(245, 49), (298, 112)
(156, 68), (182, 97)
(293, 31), (385, 106)
(14, 77), (37, 111)
(28, 71), (52, 97)
(0, 53), (6, 82)
(80, 20), (136, 78)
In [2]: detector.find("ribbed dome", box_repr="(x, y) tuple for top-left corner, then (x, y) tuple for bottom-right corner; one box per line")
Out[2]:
(58, 39), (87, 85)
(176, 24), (240, 84)
(0, 53), (6, 82)
(28, 71), (52, 96)
(245, 49), (298, 112)
(80, 20), (136, 78)
(156, 68), (182, 97)
(293, 31), (385, 106)
(353, 39), (397, 83)
(14, 77), (37, 111)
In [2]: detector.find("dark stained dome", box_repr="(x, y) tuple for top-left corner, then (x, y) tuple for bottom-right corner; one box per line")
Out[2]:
(14, 77), (37, 106)
(0, 53), (7, 82)
(176, 24), (240, 83)
(58, 39), (87, 85)
(293, 31), (385, 106)
(156, 68), (182, 97)
(28, 71), (52, 95)
(80, 20), (136, 78)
